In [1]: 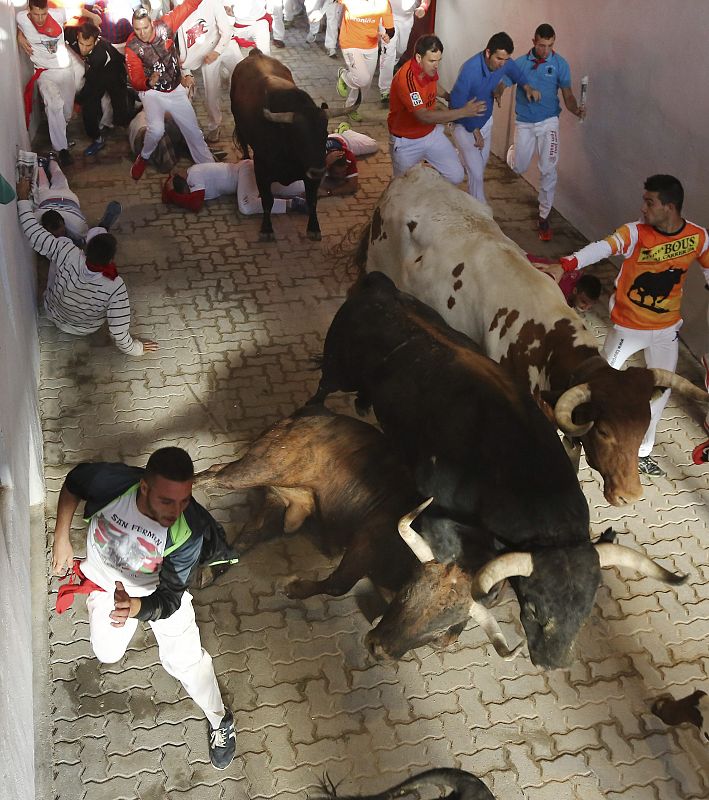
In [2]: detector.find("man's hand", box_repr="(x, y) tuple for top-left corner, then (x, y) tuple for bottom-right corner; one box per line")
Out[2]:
(473, 128), (485, 150)
(414, 4), (427, 18)
(17, 27), (33, 56)
(52, 534), (74, 576)
(203, 51), (218, 65)
(141, 339), (160, 352)
(148, 71), (161, 88)
(16, 177), (31, 201)
(181, 74), (195, 98)
(462, 97), (486, 117)
(524, 85), (541, 103)
(380, 32), (390, 45)
(110, 581), (140, 627)
(576, 105), (587, 120)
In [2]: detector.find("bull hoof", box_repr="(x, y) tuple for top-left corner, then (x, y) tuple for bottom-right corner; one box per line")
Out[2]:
(259, 231), (276, 242)
(307, 230), (322, 242)
(282, 577), (316, 599)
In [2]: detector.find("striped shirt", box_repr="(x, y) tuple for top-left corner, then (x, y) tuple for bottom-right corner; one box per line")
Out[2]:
(19, 201), (144, 355)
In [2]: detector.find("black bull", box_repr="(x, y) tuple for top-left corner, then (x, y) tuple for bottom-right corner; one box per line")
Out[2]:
(309, 272), (686, 669)
(230, 49), (356, 242)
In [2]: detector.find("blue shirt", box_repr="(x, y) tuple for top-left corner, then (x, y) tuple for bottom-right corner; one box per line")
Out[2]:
(449, 51), (526, 132)
(506, 50), (572, 123)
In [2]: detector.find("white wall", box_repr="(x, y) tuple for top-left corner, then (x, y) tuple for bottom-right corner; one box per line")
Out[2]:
(0, 2), (45, 799)
(437, 0), (709, 356)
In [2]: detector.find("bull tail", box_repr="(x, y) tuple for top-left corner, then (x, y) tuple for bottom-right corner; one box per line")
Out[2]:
(313, 768), (494, 800)
(354, 221), (371, 271)
(232, 125), (250, 160)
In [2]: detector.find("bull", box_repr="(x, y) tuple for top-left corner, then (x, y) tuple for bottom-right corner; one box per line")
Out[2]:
(230, 49), (357, 242)
(194, 406), (515, 655)
(358, 164), (707, 506)
(313, 769), (496, 800)
(309, 272), (685, 668)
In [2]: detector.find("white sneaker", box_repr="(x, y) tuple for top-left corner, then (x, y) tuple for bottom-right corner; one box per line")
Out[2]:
(326, 48), (337, 58)
(506, 144), (515, 170)
(205, 127), (221, 143)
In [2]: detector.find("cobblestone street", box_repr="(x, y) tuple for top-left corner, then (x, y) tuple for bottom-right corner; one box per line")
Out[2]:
(37, 19), (709, 800)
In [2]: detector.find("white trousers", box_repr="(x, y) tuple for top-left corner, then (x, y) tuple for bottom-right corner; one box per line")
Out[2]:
(270, 0), (287, 40)
(601, 320), (682, 457)
(339, 128), (378, 156)
(200, 40), (244, 131)
(86, 589), (225, 728)
(341, 46), (382, 105)
(236, 159), (298, 215)
(390, 124), (465, 184)
(508, 115), (560, 220)
(377, 12), (414, 92)
(306, 0), (342, 50)
(452, 116), (493, 203)
(234, 20), (271, 54)
(36, 160), (88, 240)
(37, 68), (76, 151)
(139, 84), (214, 164)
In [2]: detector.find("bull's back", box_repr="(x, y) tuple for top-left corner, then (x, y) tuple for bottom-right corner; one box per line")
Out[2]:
(365, 165), (596, 386)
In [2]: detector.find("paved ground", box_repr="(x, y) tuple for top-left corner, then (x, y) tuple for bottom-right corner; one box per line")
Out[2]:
(37, 18), (709, 800)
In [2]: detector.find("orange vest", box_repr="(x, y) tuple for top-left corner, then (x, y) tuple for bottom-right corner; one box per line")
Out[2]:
(388, 58), (438, 138)
(608, 221), (709, 329)
(339, 0), (393, 50)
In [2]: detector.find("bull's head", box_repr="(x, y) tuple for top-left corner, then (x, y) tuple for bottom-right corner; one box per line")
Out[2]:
(554, 367), (708, 506)
(263, 91), (361, 181)
(366, 501), (687, 669)
(365, 499), (523, 663)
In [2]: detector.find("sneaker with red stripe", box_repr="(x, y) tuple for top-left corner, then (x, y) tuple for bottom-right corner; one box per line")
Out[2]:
(538, 215), (552, 242)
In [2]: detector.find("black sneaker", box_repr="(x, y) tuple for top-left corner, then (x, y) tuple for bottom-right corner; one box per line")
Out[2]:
(97, 200), (122, 231)
(638, 455), (665, 477)
(58, 149), (74, 167)
(209, 710), (235, 770)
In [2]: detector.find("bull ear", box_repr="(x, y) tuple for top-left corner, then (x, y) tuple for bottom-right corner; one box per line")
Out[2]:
(320, 102), (329, 110)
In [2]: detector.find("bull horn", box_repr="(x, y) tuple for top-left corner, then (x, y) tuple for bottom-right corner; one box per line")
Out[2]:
(397, 497), (436, 563)
(554, 383), (594, 437)
(595, 542), (687, 584)
(650, 368), (709, 403)
(325, 90), (362, 120)
(471, 552), (534, 598)
(468, 601), (523, 660)
(263, 109), (295, 124)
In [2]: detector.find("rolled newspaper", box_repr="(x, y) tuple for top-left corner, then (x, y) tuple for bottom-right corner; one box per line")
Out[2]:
(579, 75), (588, 121)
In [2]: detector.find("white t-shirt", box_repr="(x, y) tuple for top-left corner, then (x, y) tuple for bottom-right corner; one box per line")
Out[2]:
(16, 8), (74, 70)
(231, 0), (267, 24)
(82, 488), (169, 595)
(187, 162), (243, 200)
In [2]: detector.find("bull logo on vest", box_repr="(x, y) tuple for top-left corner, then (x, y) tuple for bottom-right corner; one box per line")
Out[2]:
(627, 267), (685, 314)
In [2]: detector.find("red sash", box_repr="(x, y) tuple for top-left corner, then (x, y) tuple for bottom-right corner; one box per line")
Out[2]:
(56, 560), (105, 614)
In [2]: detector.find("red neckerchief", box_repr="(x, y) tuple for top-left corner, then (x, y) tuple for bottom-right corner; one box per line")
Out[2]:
(411, 59), (438, 86)
(56, 560), (105, 614)
(31, 13), (63, 36)
(86, 260), (119, 280)
(529, 48), (553, 70)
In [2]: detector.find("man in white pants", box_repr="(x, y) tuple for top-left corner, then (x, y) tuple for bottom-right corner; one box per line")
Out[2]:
(449, 31), (539, 204)
(378, 0), (428, 102)
(16, 0), (87, 166)
(35, 156), (89, 244)
(388, 35), (485, 182)
(305, 0), (342, 57)
(51, 448), (238, 769)
(175, 0), (244, 143)
(125, 2), (214, 180)
(336, 0), (394, 119)
(500, 23), (586, 241)
(163, 126), (378, 210)
(228, 0), (272, 53)
(560, 174), (709, 477)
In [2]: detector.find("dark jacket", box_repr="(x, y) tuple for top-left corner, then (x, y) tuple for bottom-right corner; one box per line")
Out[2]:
(65, 462), (238, 622)
(65, 29), (127, 98)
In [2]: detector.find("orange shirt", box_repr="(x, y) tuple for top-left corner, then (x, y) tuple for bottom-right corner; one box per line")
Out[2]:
(339, 0), (393, 50)
(388, 58), (438, 138)
(607, 221), (709, 329)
